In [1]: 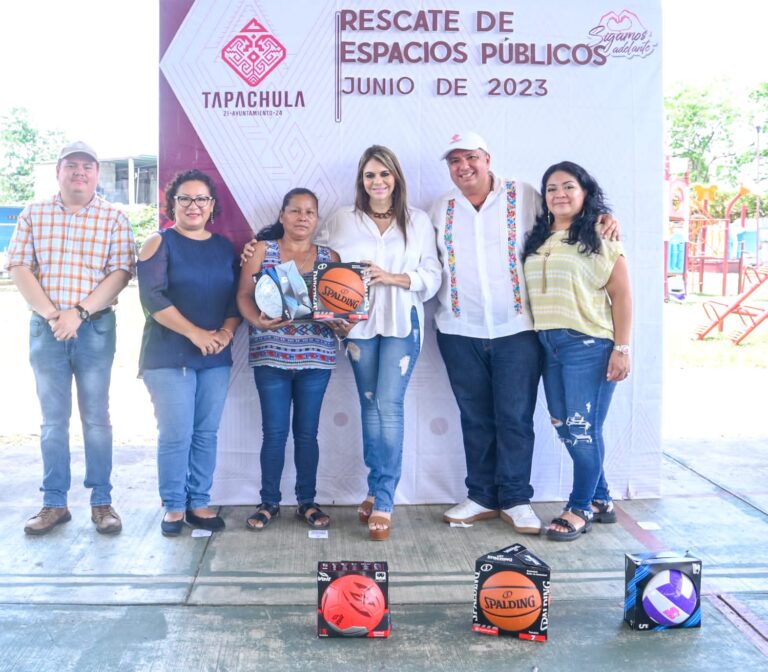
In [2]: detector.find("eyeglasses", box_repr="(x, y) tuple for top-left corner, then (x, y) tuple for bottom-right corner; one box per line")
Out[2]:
(174, 195), (214, 208)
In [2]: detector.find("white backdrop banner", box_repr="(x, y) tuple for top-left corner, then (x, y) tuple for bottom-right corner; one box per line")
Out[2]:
(159, 0), (663, 506)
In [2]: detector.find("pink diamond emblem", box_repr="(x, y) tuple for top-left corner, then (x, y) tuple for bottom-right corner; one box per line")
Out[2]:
(222, 19), (286, 87)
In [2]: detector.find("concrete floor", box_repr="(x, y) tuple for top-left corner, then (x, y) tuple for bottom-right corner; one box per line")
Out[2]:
(1, 435), (767, 671)
(0, 287), (766, 671)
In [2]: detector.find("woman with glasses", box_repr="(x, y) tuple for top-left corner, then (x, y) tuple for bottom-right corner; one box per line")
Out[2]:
(138, 169), (241, 537)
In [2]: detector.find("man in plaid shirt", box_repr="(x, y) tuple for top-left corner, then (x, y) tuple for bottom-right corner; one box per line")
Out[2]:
(5, 141), (136, 535)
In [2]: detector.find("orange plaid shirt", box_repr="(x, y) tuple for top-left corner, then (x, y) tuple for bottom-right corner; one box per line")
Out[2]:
(5, 193), (136, 310)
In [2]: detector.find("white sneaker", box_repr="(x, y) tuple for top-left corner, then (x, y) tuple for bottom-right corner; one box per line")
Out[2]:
(500, 504), (542, 535)
(443, 499), (499, 524)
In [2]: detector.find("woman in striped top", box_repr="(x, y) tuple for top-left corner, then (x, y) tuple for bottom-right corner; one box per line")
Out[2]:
(236, 188), (340, 531)
(522, 161), (632, 542)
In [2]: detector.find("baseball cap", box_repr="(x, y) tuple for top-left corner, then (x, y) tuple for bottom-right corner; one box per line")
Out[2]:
(440, 131), (489, 160)
(58, 141), (99, 162)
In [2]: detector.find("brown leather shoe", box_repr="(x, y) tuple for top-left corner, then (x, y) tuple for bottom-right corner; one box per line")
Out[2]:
(24, 507), (72, 535)
(91, 505), (122, 535)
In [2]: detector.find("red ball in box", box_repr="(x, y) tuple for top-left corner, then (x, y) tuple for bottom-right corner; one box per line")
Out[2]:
(317, 561), (390, 638)
(321, 574), (386, 636)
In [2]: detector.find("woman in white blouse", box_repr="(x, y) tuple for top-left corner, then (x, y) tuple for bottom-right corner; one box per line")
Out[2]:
(319, 145), (441, 541)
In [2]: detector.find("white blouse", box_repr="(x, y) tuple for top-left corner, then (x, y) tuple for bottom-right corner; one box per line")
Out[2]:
(316, 205), (441, 343)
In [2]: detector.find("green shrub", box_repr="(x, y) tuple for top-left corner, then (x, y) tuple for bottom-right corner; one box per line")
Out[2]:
(124, 204), (159, 251)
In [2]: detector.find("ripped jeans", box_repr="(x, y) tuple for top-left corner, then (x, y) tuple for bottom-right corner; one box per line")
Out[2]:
(345, 307), (420, 513)
(538, 329), (616, 513)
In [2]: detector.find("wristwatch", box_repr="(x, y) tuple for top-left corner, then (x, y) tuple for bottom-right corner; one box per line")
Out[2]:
(74, 304), (91, 322)
(613, 344), (630, 355)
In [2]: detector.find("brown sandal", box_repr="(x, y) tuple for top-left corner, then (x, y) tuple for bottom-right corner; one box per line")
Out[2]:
(368, 514), (391, 541)
(357, 499), (374, 524)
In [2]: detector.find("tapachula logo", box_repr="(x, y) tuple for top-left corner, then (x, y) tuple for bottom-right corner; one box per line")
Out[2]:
(222, 18), (287, 86)
(205, 18), (304, 113)
(588, 10), (657, 59)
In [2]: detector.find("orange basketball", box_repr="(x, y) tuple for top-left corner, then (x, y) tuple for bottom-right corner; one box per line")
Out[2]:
(479, 571), (542, 632)
(316, 267), (365, 313)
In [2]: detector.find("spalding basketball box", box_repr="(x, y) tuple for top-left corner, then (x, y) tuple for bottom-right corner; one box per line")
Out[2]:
(473, 544), (551, 641)
(317, 561), (391, 638)
(312, 262), (370, 321)
(624, 551), (702, 631)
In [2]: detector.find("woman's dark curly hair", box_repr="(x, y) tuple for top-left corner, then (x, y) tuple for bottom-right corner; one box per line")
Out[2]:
(164, 169), (221, 222)
(256, 188), (319, 241)
(522, 161), (610, 261)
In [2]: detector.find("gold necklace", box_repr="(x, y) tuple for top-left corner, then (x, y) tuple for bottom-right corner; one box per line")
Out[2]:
(541, 232), (566, 294)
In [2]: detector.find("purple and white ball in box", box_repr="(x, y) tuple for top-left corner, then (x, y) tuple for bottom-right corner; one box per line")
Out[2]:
(641, 569), (698, 626)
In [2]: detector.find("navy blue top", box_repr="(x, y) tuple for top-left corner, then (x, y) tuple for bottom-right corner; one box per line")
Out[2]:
(138, 227), (239, 372)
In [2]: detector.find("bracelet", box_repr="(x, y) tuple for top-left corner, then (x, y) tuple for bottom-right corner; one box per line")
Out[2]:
(218, 327), (234, 341)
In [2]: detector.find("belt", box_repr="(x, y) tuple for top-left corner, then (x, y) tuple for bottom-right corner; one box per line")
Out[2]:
(87, 307), (113, 320)
(34, 307), (113, 321)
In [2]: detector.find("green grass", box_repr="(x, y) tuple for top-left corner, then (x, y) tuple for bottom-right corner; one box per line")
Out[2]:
(664, 293), (768, 368)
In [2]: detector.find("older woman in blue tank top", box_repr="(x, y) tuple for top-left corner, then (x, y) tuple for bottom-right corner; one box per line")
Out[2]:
(237, 188), (340, 531)
(138, 169), (241, 537)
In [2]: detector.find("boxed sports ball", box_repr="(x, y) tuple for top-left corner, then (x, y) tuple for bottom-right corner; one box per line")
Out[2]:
(473, 544), (551, 641)
(312, 262), (369, 321)
(624, 551), (702, 631)
(317, 561), (390, 638)
(253, 260), (313, 321)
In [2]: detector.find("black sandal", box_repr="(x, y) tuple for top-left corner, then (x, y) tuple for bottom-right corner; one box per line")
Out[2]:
(546, 509), (592, 542)
(591, 500), (617, 524)
(246, 503), (279, 531)
(296, 502), (330, 529)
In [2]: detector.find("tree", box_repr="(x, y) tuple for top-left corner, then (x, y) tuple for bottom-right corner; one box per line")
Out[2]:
(747, 83), (768, 196)
(664, 85), (749, 186)
(124, 204), (160, 251)
(0, 107), (65, 203)
(749, 82), (768, 133)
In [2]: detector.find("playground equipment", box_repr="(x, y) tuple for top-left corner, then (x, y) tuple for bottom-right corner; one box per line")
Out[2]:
(664, 232), (688, 300)
(686, 185), (750, 296)
(694, 265), (768, 344)
(664, 166), (689, 301)
(664, 160), (762, 333)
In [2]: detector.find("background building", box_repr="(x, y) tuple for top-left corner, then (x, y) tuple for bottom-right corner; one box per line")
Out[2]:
(33, 155), (157, 205)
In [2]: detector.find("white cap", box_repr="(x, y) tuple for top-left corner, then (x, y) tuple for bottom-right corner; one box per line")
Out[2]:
(59, 141), (99, 162)
(440, 131), (489, 160)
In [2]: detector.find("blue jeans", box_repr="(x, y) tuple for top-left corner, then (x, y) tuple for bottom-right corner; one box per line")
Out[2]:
(346, 307), (420, 513)
(143, 366), (231, 513)
(436, 329), (542, 510)
(538, 329), (616, 513)
(28, 311), (116, 508)
(252, 366), (332, 505)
